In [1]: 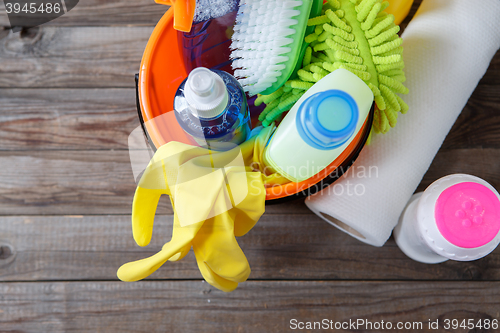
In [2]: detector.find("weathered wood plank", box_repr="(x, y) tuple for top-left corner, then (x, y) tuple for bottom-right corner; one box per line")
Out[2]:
(0, 89), (138, 150)
(0, 149), (311, 215)
(0, 0), (167, 27)
(0, 0), (427, 29)
(0, 149), (498, 215)
(1, 66), (500, 150)
(418, 148), (500, 192)
(490, 50), (500, 70)
(0, 0), (427, 30)
(1, 214), (499, 281)
(0, 26), (153, 88)
(0, 150), (139, 215)
(1, 22), (498, 90)
(442, 74), (500, 150)
(0, 280), (499, 332)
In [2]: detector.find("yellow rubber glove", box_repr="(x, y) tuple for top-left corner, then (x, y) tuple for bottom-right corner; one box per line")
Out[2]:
(118, 127), (276, 292)
(244, 125), (291, 187)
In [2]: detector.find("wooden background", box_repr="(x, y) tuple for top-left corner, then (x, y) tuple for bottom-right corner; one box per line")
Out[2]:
(1, 0), (500, 332)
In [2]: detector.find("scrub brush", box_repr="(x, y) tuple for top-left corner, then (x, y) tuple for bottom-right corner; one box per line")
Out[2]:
(230, 0), (323, 96)
(256, 0), (409, 137)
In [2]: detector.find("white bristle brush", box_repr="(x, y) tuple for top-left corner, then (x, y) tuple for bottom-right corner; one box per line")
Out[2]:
(230, 0), (322, 96)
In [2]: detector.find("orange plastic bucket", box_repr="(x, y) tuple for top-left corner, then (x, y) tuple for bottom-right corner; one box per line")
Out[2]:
(137, 7), (373, 203)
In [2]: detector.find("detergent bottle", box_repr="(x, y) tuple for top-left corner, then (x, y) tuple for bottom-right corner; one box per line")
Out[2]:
(394, 174), (500, 264)
(178, 0), (238, 73)
(263, 69), (374, 182)
(174, 67), (251, 150)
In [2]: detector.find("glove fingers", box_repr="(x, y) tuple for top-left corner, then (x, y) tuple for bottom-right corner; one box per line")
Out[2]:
(196, 259), (239, 293)
(117, 249), (170, 282)
(132, 187), (164, 247)
(202, 241), (250, 283)
(232, 172), (265, 237)
(167, 243), (191, 262)
(117, 240), (189, 282)
(166, 215), (203, 262)
(193, 215), (251, 283)
(133, 144), (177, 246)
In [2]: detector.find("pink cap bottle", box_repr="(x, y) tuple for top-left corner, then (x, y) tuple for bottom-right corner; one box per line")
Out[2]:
(394, 174), (500, 263)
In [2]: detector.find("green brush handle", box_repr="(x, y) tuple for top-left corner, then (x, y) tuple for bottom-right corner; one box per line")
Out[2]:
(291, 0), (324, 80)
(259, 0), (321, 96)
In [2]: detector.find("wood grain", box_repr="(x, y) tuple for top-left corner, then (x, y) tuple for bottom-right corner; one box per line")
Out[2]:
(0, 89), (138, 150)
(1, 214), (499, 281)
(0, 149), (314, 215)
(0, 280), (499, 333)
(0, 150), (138, 215)
(442, 74), (500, 150)
(418, 148), (500, 192)
(0, 26), (153, 88)
(0, 0), (168, 27)
(0, 149), (499, 215)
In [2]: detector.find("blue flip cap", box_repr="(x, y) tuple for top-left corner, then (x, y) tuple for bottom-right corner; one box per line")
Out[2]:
(296, 90), (359, 150)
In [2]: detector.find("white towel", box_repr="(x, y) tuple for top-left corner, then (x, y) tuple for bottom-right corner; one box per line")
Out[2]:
(305, 0), (500, 247)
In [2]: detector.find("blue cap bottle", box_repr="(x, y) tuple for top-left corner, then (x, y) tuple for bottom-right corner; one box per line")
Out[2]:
(174, 67), (251, 150)
(263, 69), (374, 182)
(296, 90), (359, 150)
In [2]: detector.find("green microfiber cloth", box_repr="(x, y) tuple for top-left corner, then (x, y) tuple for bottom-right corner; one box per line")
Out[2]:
(255, 0), (409, 140)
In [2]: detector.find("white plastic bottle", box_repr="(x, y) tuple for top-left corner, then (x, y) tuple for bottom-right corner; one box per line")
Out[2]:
(263, 69), (374, 182)
(394, 174), (500, 263)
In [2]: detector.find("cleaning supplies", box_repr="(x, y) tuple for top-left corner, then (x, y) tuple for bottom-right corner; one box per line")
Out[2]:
(305, 0), (500, 247)
(230, 0), (323, 96)
(255, 0), (409, 134)
(174, 67), (251, 150)
(135, 5), (371, 203)
(394, 174), (500, 263)
(263, 68), (373, 182)
(118, 128), (277, 292)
